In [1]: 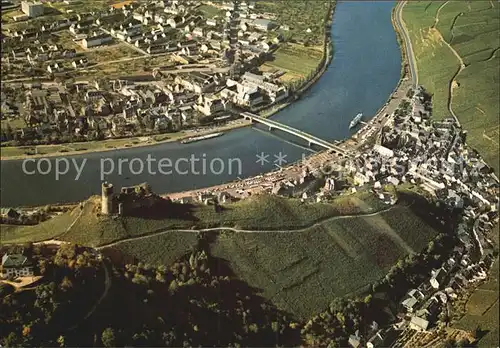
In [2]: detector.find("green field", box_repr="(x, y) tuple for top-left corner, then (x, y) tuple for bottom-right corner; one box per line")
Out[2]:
(109, 203), (440, 319)
(0, 209), (78, 244)
(263, 43), (324, 82)
(57, 192), (385, 247)
(1, 192), (387, 247)
(197, 4), (225, 18)
(455, 260), (499, 347)
(403, 1), (500, 173)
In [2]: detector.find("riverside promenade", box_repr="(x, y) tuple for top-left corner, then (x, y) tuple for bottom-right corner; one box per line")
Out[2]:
(165, 2), (416, 203)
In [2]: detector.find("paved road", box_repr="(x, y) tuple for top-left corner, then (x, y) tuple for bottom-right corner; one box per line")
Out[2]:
(3, 65), (230, 84)
(394, 1), (418, 87)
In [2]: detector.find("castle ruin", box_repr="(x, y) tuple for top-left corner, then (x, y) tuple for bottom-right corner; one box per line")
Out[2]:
(100, 181), (160, 216)
(101, 182), (114, 215)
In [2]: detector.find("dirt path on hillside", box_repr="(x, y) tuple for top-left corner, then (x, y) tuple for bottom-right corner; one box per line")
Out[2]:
(432, 0), (464, 126)
(433, 1), (450, 28)
(95, 205), (401, 250)
(483, 130), (500, 146)
(485, 47), (500, 62)
(66, 260), (111, 332)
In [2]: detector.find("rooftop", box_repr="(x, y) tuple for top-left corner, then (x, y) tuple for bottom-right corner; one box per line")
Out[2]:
(1, 254), (31, 268)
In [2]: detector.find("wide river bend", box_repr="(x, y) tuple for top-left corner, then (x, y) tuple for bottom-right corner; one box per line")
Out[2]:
(0, 1), (401, 206)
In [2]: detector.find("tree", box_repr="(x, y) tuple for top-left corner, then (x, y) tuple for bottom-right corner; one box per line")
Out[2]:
(5, 124), (13, 141)
(101, 328), (116, 348)
(2, 332), (19, 347)
(60, 276), (73, 292)
(57, 335), (65, 347)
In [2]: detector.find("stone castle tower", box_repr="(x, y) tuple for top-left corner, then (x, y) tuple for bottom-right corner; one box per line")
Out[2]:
(101, 182), (114, 215)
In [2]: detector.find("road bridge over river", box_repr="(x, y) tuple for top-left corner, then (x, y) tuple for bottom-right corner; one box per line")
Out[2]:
(241, 112), (352, 157)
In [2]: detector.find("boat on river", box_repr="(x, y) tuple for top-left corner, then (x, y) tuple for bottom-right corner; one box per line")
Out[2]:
(349, 113), (363, 129)
(180, 132), (224, 144)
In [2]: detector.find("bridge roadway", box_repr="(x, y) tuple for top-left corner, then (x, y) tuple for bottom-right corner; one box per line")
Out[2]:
(241, 112), (351, 157)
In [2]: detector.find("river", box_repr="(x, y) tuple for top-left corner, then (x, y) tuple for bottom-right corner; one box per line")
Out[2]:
(0, 1), (401, 207)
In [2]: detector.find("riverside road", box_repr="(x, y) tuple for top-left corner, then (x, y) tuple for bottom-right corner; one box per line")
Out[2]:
(1, 1), (402, 206)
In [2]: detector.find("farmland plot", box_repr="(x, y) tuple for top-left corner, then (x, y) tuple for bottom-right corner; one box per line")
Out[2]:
(211, 205), (441, 318)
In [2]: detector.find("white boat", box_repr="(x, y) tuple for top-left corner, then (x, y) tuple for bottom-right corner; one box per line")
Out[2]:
(349, 113), (363, 129)
(180, 132), (224, 144)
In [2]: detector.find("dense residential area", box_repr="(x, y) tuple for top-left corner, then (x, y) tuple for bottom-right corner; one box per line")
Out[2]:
(1, 0), (330, 152)
(0, 1), (498, 347)
(2, 83), (498, 346)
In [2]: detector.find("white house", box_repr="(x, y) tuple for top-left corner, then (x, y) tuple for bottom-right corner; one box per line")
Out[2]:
(1, 254), (34, 278)
(409, 316), (429, 332)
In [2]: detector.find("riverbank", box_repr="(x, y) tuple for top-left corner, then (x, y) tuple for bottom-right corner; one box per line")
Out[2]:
(0, 5), (335, 162)
(157, 1), (414, 202)
(158, 1), (414, 210)
(0, 120), (252, 161)
(0, 1), (403, 208)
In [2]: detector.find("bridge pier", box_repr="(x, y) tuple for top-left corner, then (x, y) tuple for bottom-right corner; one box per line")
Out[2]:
(269, 126), (274, 131)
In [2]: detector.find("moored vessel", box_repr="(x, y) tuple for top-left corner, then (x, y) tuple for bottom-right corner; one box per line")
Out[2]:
(349, 113), (363, 129)
(180, 132), (224, 144)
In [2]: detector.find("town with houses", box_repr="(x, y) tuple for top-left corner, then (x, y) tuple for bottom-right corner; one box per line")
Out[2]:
(98, 85), (497, 347)
(105, 86), (499, 346)
(2, 80), (498, 346)
(1, 0), (295, 146)
(0, 1), (498, 347)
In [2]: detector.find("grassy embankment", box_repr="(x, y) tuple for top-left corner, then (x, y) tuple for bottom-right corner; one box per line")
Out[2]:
(0, 190), (386, 246)
(403, 1), (499, 173)
(1, 189), (442, 318)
